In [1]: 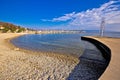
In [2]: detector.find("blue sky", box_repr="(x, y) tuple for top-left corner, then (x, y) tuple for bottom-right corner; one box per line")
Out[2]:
(0, 0), (120, 31)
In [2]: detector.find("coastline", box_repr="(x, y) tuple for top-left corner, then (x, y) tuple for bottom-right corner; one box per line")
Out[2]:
(1, 33), (116, 80)
(8, 33), (79, 62)
(0, 33), (79, 80)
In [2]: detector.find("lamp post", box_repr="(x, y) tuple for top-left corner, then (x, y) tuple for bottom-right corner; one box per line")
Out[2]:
(100, 17), (105, 37)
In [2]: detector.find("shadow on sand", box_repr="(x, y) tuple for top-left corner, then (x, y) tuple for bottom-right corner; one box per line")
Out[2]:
(66, 49), (108, 80)
(66, 37), (111, 80)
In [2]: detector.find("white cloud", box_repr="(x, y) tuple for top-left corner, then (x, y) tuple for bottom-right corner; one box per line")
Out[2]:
(69, 0), (120, 27)
(42, 0), (120, 31)
(52, 12), (76, 22)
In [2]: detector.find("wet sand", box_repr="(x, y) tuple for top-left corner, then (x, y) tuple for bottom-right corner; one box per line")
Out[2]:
(0, 33), (79, 80)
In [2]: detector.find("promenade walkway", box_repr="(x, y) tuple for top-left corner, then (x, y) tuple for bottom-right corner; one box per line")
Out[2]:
(89, 37), (120, 80)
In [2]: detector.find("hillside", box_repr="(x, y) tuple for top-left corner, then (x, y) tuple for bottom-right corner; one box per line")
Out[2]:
(0, 22), (27, 33)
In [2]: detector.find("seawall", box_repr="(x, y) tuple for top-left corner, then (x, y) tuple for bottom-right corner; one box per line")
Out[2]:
(81, 36), (120, 80)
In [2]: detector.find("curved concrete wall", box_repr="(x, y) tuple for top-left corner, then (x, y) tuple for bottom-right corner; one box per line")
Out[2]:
(81, 36), (112, 79)
(81, 37), (111, 65)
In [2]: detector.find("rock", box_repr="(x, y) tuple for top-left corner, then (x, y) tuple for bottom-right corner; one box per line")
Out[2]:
(14, 48), (20, 51)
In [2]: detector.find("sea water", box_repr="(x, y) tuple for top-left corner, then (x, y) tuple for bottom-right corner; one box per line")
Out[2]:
(11, 33), (84, 56)
(11, 31), (120, 56)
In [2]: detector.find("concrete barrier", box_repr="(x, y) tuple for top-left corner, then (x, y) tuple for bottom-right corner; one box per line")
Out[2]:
(81, 36), (112, 79)
(81, 37), (111, 63)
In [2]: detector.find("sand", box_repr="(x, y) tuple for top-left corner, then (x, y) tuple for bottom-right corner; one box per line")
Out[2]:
(0, 33), (79, 80)
(88, 37), (120, 80)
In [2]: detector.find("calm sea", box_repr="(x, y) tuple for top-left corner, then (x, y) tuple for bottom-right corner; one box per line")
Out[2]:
(11, 31), (120, 56)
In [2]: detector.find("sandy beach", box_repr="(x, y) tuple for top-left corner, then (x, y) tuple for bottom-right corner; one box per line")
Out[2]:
(0, 33), (79, 80)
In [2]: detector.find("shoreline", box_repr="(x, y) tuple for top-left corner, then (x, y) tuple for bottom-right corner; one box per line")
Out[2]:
(0, 33), (79, 80)
(9, 33), (84, 58)
(8, 34), (79, 62)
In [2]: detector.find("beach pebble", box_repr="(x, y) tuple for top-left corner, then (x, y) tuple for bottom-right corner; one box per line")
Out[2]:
(14, 48), (20, 51)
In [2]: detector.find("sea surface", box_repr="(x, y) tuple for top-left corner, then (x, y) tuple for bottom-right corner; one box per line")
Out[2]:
(11, 31), (120, 56)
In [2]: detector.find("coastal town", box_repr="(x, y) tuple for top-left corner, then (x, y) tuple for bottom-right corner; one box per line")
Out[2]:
(0, 22), (85, 34)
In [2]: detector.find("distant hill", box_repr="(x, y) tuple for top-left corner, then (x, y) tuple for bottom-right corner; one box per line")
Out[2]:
(0, 22), (27, 33)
